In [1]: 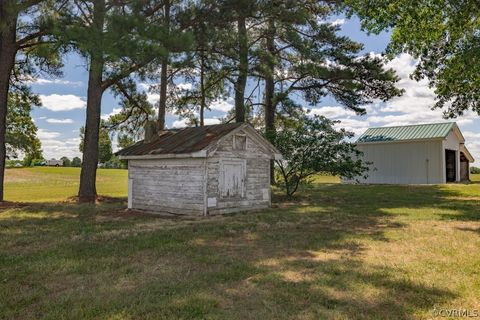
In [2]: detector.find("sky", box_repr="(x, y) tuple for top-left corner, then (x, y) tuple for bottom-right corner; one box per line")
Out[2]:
(29, 17), (480, 162)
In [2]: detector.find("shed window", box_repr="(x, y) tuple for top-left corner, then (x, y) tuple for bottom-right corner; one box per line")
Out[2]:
(234, 135), (247, 150)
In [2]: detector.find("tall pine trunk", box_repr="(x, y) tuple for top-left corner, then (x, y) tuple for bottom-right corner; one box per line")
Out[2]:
(78, 55), (104, 202)
(0, 5), (17, 202)
(264, 19), (276, 183)
(158, 0), (170, 131)
(234, 15), (248, 123)
(200, 55), (206, 126)
(78, 0), (106, 203)
(199, 33), (206, 126)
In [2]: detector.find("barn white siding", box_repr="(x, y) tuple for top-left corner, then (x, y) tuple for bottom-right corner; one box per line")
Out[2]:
(128, 158), (205, 214)
(206, 130), (271, 215)
(354, 140), (444, 184)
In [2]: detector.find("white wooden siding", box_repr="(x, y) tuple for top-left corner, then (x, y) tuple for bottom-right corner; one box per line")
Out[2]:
(129, 158), (205, 214)
(206, 131), (271, 214)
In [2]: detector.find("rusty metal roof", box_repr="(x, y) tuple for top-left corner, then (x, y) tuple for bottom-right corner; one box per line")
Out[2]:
(116, 122), (245, 156)
(357, 122), (456, 143)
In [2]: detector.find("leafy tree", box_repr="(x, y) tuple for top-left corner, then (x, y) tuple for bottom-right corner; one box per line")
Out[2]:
(0, 0), (65, 201)
(257, 1), (402, 134)
(60, 156), (71, 167)
(250, 0), (402, 182)
(60, 0), (190, 202)
(79, 121), (112, 164)
(471, 167), (480, 175)
(103, 155), (127, 169)
(71, 157), (82, 167)
(106, 80), (155, 143)
(273, 114), (369, 197)
(345, 0), (480, 117)
(6, 87), (43, 161)
(174, 1), (230, 126)
(117, 134), (136, 150)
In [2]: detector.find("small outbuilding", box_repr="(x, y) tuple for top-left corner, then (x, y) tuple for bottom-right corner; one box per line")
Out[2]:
(116, 123), (282, 215)
(347, 122), (475, 184)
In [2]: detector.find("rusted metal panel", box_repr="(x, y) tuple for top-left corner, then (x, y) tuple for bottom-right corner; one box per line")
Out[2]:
(116, 123), (244, 156)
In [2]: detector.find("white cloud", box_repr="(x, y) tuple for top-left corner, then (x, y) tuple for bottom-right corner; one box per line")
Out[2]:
(204, 118), (221, 125)
(177, 83), (193, 91)
(37, 129), (61, 140)
(101, 107), (122, 120)
(147, 93), (158, 105)
(40, 94), (86, 112)
(37, 129), (82, 159)
(172, 118), (220, 128)
(31, 78), (83, 87)
(330, 18), (345, 26)
(335, 118), (370, 136)
(172, 119), (188, 128)
(210, 98), (234, 113)
(307, 106), (357, 118)
(45, 118), (74, 124)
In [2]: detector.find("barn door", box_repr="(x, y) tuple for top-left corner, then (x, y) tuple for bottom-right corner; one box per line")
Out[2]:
(445, 150), (456, 182)
(219, 160), (246, 198)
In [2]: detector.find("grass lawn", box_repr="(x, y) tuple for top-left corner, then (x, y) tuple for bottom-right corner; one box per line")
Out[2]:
(1, 168), (480, 319)
(4, 167), (127, 202)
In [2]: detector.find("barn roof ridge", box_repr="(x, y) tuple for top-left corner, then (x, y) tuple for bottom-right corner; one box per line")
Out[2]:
(365, 121), (456, 130)
(357, 122), (457, 143)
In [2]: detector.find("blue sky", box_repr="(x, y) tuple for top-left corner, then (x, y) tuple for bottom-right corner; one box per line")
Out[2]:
(29, 17), (480, 162)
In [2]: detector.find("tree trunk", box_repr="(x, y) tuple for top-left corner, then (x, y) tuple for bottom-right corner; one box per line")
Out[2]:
(78, 0), (106, 203)
(0, 5), (17, 202)
(234, 15), (248, 123)
(264, 19), (276, 183)
(158, 0), (170, 131)
(78, 55), (104, 202)
(199, 49), (206, 126)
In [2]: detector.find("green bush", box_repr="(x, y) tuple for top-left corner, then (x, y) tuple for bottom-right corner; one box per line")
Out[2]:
(471, 166), (480, 174)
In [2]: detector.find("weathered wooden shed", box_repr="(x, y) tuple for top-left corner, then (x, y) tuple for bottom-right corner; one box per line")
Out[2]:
(346, 122), (475, 184)
(116, 123), (282, 215)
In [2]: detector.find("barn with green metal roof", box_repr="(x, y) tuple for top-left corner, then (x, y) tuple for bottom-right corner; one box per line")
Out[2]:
(348, 122), (474, 184)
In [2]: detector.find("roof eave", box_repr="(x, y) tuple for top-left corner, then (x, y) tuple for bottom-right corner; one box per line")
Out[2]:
(119, 150), (207, 160)
(460, 144), (475, 163)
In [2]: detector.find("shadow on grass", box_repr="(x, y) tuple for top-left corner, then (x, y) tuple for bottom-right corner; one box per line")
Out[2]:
(1, 183), (478, 318)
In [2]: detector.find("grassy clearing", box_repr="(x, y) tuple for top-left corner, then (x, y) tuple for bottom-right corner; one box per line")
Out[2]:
(1, 169), (479, 319)
(4, 167), (127, 202)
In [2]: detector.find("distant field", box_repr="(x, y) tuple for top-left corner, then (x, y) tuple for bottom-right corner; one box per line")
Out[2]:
(4, 167), (127, 202)
(4, 167), (479, 202)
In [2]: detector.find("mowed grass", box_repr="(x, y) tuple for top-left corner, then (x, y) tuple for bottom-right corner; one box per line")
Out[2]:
(1, 169), (480, 319)
(4, 167), (127, 202)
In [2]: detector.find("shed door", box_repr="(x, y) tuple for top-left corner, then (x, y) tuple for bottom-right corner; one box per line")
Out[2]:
(219, 160), (246, 198)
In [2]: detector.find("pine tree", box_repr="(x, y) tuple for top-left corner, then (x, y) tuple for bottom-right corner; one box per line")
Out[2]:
(61, 0), (190, 202)
(174, 0), (229, 125)
(0, 0), (65, 201)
